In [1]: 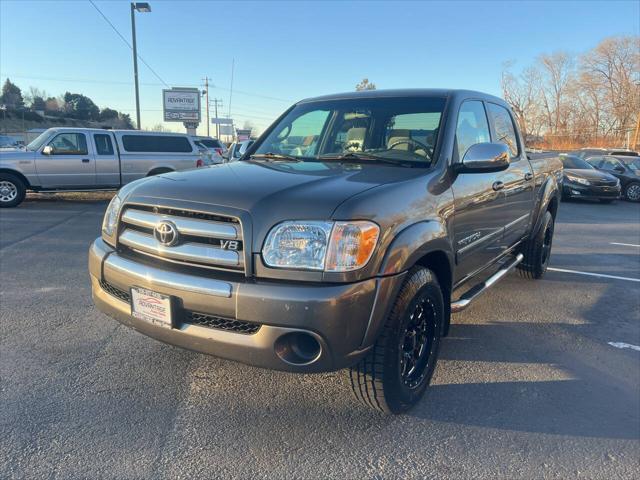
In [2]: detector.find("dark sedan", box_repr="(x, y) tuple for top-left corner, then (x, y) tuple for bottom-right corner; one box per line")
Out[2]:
(586, 155), (640, 202)
(560, 155), (621, 202)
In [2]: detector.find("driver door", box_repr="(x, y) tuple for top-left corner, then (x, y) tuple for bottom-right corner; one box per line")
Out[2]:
(36, 132), (96, 188)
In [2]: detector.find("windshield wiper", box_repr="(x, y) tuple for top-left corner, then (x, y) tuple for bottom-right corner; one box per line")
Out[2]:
(318, 152), (419, 167)
(250, 152), (304, 162)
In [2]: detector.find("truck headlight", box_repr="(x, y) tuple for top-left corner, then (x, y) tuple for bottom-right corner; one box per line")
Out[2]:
(101, 194), (122, 245)
(565, 174), (590, 186)
(262, 221), (380, 272)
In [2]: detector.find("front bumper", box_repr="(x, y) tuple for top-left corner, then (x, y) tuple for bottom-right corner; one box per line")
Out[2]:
(89, 238), (404, 372)
(563, 182), (620, 199)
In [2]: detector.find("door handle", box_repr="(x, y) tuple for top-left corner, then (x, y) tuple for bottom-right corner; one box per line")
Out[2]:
(82, 158), (90, 163)
(492, 181), (504, 191)
(524, 172), (533, 181)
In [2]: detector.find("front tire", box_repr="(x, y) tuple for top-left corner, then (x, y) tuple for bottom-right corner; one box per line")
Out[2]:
(517, 210), (554, 279)
(0, 173), (26, 208)
(349, 267), (444, 414)
(624, 182), (640, 202)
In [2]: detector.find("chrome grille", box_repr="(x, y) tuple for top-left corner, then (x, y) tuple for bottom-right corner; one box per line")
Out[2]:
(118, 206), (244, 272)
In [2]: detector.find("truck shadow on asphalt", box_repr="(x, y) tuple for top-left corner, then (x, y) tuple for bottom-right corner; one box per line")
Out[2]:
(418, 272), (639, 440)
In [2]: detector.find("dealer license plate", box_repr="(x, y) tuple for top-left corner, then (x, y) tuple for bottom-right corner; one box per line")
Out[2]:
(131, 287), (173, 328)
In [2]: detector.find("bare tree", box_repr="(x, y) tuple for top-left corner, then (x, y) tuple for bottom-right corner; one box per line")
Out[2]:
(580, 36), (640, 136)
(355, 78), (376, 91)
(537, 52), (574, 135)
(501, 35), (639, 149)
(501, 61), (543, 141)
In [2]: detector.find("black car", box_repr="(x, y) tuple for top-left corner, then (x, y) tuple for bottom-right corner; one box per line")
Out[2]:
(560, 155), (621, 203)
(585, 155), (640, 202)
(572, 148), (639, 159)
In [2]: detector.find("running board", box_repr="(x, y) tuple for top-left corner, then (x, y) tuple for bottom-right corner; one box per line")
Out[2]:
(451, 253), (524, 313)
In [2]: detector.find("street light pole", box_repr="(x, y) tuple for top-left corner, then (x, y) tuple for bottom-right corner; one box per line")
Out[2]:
(130, 2), (151, 130)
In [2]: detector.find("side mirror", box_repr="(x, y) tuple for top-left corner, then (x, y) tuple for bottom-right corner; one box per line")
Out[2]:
(42, 145), (53, 155)
(614, 165), (625, 173)
(456, 142), (510, 174)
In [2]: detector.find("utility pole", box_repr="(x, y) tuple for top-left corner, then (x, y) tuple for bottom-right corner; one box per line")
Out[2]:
(129, 3), (151, 129)
(203, 77), (211, 137)
(228, 58), (234, 118)
(211, 98), (223, 139)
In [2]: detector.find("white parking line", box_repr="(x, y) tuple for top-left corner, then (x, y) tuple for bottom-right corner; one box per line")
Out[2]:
(548, 267), (640, 283)
(610, 242), (640, 248)
(608, 342), (640, 352)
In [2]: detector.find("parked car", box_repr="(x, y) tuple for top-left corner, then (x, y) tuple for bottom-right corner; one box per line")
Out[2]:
(560, 154), (620, 202)
(191, 136), (227, 163)
(572, 147), (639, 159)
(89, 89), (561, 413)
(0, 128), (207, 207)
(227, 139), (254, 161)
(585, 155), (640, 201)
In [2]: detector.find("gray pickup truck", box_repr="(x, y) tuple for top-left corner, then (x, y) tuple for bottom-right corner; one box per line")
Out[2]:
(0, 128), (206, 207)
(89, 89), (562, 413)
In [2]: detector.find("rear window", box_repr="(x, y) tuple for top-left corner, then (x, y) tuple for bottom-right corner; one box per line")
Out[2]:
(198, 139), (222, 148)
(122, 135), (193, 153)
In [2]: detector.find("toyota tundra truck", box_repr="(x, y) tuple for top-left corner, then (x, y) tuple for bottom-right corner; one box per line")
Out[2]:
(89, 89), (562, 413)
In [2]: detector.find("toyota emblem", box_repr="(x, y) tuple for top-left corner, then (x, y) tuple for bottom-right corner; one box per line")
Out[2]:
(154, 221), (179, 247)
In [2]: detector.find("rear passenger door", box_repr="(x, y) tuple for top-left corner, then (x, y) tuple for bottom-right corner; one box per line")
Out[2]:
(451, 100), (505, 280)
(485, 103), (534, 250)
(93, 133), (120, 187)
(35, 131), (96, 188)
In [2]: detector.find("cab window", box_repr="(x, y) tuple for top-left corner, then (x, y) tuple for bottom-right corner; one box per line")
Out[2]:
(94, 134), (114, 155)
(47, 133), (88, 155)
(486, 103), (519, 157)
(455, 101), (490, 160)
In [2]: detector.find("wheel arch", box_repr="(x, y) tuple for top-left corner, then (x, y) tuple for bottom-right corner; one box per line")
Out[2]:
(367, 221), (454, 344)
(146, 167), (174, 177)
(0, 168), (31, 188)
(531, 175), (560, 237)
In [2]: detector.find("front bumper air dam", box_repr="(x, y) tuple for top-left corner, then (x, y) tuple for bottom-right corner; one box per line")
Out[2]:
(89, 238), (404, 373)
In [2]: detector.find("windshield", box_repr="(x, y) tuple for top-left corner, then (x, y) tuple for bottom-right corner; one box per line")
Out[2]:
(562, 155), (594, 170)
(253, 96), (446, 166)
(617, 156), (640, 171)
(26, 130), (52, 151)
(198, 139), (222, 148)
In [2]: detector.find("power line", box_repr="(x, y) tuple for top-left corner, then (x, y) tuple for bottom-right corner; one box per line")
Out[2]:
(2, 73), (293, 103)
(87, 0), (170, 88)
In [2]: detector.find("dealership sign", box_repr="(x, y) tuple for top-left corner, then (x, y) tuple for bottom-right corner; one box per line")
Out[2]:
(163, 88), (201, 122)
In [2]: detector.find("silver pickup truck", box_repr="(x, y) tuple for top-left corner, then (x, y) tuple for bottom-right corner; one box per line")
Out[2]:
(0, 127), (206, 207)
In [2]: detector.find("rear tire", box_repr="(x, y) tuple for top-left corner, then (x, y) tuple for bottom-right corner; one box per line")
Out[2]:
(0, 173), (26, 208)
(517, 210), (554, 279)
(349, 266), (444, 414)
(624, 182), (640, 202)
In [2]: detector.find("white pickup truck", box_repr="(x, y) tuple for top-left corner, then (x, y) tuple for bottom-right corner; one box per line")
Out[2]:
(0, 127), (207, 207)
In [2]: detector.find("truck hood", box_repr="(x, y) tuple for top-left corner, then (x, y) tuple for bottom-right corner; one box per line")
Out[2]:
(125, 160), (421, 242)
(0, 149), (35, 163)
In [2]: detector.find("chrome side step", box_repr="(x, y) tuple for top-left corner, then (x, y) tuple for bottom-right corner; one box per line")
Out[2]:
(451, 253), (524, 313)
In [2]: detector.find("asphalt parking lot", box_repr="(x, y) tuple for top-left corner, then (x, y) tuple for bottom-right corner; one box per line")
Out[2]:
(1, 193), (639, 479)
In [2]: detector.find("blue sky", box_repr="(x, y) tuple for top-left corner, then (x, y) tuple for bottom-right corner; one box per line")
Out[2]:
(1, 0), (638, 135)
